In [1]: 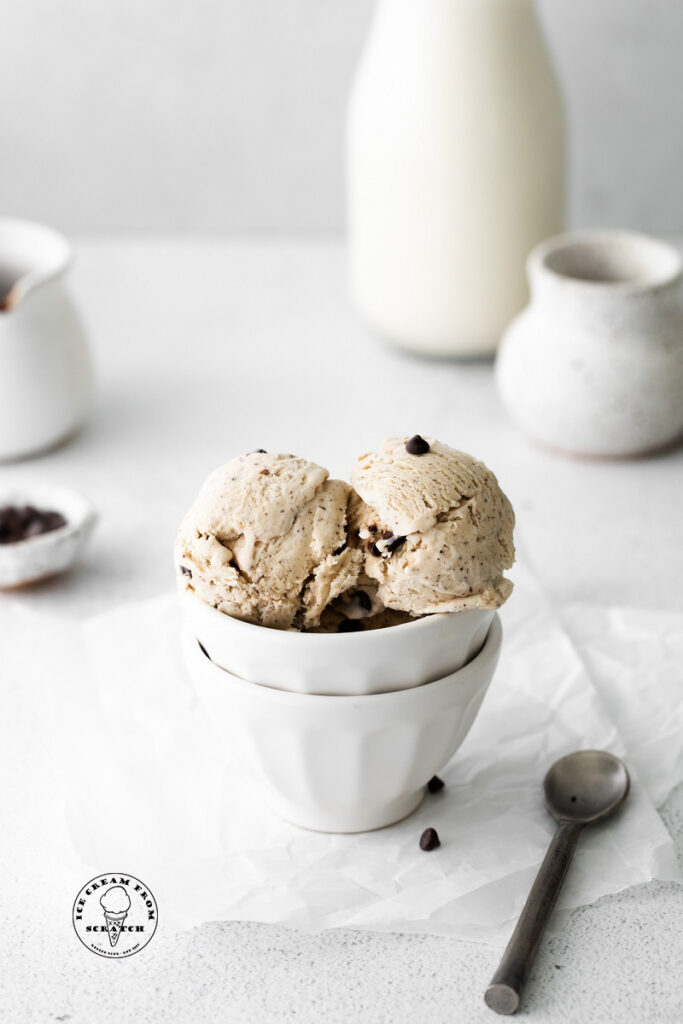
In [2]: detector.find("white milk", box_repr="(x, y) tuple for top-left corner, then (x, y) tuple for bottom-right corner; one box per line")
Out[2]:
(347, 0), (565, 357)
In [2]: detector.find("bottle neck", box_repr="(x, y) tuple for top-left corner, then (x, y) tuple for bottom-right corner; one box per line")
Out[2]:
(371, 0), (540, 54)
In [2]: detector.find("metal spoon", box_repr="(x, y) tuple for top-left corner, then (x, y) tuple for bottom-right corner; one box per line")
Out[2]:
(484, 750), (630, 1015)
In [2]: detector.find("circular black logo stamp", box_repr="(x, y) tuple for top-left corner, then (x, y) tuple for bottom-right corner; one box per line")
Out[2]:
(72, 874), (158, 958)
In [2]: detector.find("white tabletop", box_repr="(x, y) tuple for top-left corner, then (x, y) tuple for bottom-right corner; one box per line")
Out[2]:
(2, 237), (682, 1023)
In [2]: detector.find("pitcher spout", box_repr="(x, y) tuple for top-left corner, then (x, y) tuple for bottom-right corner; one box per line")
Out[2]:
(0, 218), (71, 314)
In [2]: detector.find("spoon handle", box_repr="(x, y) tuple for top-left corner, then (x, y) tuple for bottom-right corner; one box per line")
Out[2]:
(484, 821), (582, 1015)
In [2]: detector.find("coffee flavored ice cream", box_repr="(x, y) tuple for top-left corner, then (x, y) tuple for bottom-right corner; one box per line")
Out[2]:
(175, 451), (362, 630)
(349, 436), (514, 615)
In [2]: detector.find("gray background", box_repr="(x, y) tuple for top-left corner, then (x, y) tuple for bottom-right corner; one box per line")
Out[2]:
(1, 0), (681, 233)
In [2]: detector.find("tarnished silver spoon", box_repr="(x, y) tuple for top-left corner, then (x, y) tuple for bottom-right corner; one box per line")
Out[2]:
(485, 750), (630, 1015)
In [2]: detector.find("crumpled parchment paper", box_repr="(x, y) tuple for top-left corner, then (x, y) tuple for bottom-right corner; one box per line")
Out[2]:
(7, 564), (681, 946)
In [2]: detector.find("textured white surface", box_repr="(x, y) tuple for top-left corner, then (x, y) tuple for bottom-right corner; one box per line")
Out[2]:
(1, 237), (683, 1022)
(0, 2), (682, 231)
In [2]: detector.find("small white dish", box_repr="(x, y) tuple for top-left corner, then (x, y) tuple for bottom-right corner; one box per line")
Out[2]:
(0, 484), (97, 588)
(182, 590), (494, 696)
(181, 614), (502, 833)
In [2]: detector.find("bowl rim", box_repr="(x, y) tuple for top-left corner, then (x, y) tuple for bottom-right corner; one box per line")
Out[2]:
(182, 613), (502, 706)
(180, 589), (494, 643)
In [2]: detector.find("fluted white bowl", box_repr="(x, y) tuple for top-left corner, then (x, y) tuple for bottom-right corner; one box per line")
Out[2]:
(181, 614), (502, 832)
(181, 591), (494, 696)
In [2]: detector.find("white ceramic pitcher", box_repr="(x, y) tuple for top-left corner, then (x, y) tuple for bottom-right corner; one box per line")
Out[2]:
(347, 0), (565, 357)
(496, 232), (683, 457)
(0, 219), (93, 460)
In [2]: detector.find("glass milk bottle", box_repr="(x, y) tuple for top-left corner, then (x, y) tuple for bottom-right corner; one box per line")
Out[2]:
(347, 0), (565, 357)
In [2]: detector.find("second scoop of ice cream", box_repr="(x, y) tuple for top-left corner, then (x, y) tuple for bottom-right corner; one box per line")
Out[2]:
(350, 437), (515, 615)
(175, 451), (362, 630)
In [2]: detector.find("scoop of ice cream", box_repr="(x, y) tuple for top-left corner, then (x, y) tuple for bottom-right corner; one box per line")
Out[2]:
(350, 437), (514, 614)
(100, 886), (131, 915)
(175, 451), (362, 630)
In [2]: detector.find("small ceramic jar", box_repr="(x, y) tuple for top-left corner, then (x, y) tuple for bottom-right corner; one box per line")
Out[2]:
(496, 232), (683, 457)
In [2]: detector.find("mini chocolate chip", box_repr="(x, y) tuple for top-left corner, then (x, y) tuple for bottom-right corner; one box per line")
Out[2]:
(338, 619), (363, 633)
(384, 535), (406, 554)
(368, 524), (378, 534)
(42, 511), (67, 531)
(333, 542), (347, 556)
(356, 590), (372, 612)
(427, 775), (445, 794)
(260, 468), (270, 476)
(405, 434), (430, 456)
(419, 827), (441, 851)
(180, 565), (192, 578)
(250, 448), (267, 454)
(369, 543), (381, 558)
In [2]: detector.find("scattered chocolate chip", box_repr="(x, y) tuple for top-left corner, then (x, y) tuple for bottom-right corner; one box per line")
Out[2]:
(250, 448), (267, 454)
(338, 618), (363, 633)
(427, 775), (445, 794)
(260, 469), (270, 476)
(332, 542), (347, 556)
(0, 505), (67, 545)
(419, 827), (441, 851)
(384, 535), (406, 554)
(368, 524), (378, 534)
(405, 434), (430, 456)
(369, 543), (381, 558)
(180, 565), (192, 578)
(356, 590), (372, 612)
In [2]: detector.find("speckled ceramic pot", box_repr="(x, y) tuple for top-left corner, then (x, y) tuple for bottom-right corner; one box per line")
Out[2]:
(496, 232), (683, 457)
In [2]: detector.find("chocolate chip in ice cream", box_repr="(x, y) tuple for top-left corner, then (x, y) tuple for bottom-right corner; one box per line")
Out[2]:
(338, 618), (363, 633)
(427, 775), (445, 794)
(383, 535), (405, 556)
(405, 434), (430, 456)
(368, 532), (406, 559)
(180, 565), (192, 578)
(419, 827), (441, 851)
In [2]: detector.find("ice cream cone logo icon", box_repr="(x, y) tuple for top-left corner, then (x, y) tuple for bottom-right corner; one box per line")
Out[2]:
(100, 886), (132, 947)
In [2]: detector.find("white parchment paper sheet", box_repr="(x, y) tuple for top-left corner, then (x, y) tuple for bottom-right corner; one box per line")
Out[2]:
(4, 564), (681, 946)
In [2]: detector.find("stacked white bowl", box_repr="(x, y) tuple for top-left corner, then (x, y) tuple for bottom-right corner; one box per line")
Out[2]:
(181, 596), (502, 833)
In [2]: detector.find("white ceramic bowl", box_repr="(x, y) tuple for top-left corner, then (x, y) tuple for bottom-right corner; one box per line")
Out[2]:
(181, 614), (502, 832)
(182, 591), (494, 696)
(0, 484), (96, 588)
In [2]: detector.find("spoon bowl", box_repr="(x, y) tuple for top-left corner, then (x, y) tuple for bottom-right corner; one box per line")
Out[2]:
(544, 750), (630, 825)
